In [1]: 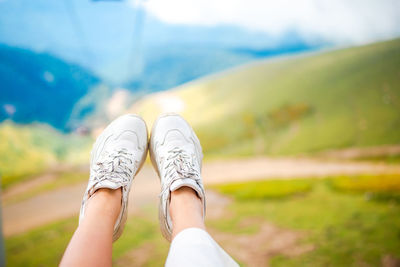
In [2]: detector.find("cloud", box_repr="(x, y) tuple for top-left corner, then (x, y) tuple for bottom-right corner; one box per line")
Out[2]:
(139, 0), (400, 44)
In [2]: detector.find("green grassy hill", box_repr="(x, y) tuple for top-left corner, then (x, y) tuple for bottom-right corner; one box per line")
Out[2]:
(0, 122), (92, 189)
(131, 38), (400, 157)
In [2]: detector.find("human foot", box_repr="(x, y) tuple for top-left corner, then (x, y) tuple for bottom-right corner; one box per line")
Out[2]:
(150, 114), (205, 241)
(80, 114), (148, 242)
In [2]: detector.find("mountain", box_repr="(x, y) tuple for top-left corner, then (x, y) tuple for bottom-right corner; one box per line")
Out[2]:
(0, 45), (99, 131)
(128, 38), (400, 156)
(0, 42), (318, 133)
(0, 0), (323, 85)
(125, 39), (318, 94)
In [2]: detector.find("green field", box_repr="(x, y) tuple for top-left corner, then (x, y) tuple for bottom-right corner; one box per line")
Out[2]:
(212, 176), (400, 266)
(6, 174), (400, 266)
(132, 38), (400, 157)
(0, 122), (92, 189)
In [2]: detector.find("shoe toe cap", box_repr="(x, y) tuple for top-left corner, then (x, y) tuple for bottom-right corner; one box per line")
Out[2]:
(112, 114), (148, 144)
(152, 114), (192, 143)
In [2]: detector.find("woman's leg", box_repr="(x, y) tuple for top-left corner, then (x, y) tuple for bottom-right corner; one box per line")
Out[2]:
(60, 188), (121, 267)
(60, 114), (148, 266)
(169, 187), (205, 239)
(149, 114), (238, 266)
(166, 186), (238, 267)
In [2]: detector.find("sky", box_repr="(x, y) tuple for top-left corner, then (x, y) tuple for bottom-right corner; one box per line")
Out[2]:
(140, 0), (400, 45)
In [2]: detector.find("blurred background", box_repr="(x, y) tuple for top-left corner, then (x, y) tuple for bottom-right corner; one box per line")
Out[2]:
(1, 0), (400, 266)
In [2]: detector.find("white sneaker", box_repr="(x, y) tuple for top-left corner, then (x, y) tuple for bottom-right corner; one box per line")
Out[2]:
(79, 114), (148, 242)
(149, 114), (206, 241)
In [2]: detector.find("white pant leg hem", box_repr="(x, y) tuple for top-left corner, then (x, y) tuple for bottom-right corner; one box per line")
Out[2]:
(165, 227), (238, 267)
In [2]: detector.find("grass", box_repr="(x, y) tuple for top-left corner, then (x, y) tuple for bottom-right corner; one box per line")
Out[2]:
(329, 174), (400, 203)
(6, 217), (77, 266)
(6, 174), (400, 266)
(5, 208), (169, 267)
(211, 178), (314, 200)
(211, 175), (400, 266)
(0, 121), (92, 189)
(329, 174), (400, 193)
(113, 211), (169, 267)
(131, 38), (400, 157)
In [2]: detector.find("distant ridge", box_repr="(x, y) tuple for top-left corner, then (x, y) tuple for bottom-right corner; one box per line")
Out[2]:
(0, 45), (99, 131)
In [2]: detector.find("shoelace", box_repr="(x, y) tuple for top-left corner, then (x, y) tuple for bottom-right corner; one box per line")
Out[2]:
(160, 147), (201, 197)
(91, 148), (137, 191)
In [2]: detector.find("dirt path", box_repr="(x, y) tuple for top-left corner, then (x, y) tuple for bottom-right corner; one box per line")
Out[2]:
(316, 145), (400, 160)
(3, 157), (400, 237)
(202, 156), (400, 184)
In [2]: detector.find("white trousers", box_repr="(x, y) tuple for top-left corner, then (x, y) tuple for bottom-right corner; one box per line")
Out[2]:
(165, 228), (239, 267)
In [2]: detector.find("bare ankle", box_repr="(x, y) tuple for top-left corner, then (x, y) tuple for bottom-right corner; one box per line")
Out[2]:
(85, 188), (122, 223)
(171, 186), (200, 199)
(170, 186), (205, 239)
(95, 187), (122, 199)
